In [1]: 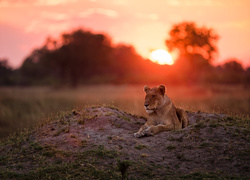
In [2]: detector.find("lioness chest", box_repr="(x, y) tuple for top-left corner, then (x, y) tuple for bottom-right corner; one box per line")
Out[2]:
(148, 100), (176, 126)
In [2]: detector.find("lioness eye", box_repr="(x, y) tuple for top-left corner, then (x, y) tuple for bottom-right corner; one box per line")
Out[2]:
(152, 95), (156, 98)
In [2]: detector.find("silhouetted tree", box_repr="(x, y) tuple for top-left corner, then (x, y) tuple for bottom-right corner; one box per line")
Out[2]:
(173, 53), (212, 83)
(0, 58), (14, 85)
(20, 47), (57, 85)
(221, 59), (245, 84)
(208, 59), (247, 84)
(49, 30), (114, 86)
(222, 59), (244, 72)
(246, 67), (250, 85)
(165, 22), (218, 83)
(166, 22), (219, 62)
(0, 58), (11, 72)
(112, 44), (144, 79)
(21, 29), (146, 86)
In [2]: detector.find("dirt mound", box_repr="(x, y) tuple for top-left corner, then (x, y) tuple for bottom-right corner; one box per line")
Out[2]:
(34, 106), (250, 177)
(36, 106), (145, 152)
(0, 106), (249, 179)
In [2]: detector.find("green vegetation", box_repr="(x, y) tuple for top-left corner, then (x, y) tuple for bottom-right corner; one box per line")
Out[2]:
(198, 142), (211, 148)
(180, 172), (245, 179)
(194, 121), (206, 129)
(134, 144), (148, 150)
(0, 138), (120, 179)
(117, 159), (131, 180)
(0, 131), (192, 179)
(117, 114), (131, 122)
(166, 145), (176, 151)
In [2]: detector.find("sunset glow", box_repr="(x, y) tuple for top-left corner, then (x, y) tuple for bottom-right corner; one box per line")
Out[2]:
(0, 0), (250, 68)
(149, 49), (174, 65)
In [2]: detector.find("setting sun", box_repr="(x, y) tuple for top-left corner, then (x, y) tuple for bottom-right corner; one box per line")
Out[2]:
(149, 49), (174, 65)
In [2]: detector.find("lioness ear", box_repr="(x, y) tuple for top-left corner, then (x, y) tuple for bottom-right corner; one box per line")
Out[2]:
(158, 84), (166, 96)
(144, 85), (150, 93)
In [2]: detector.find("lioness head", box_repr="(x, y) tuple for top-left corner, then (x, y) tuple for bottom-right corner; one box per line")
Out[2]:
(144, 84), (166, 114)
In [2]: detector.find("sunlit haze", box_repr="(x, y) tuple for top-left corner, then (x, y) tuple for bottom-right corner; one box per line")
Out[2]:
(0, 0), (250, 68)
(149, 49), (174, 65)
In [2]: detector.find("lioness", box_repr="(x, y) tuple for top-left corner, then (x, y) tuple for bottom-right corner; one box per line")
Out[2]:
(134, 84), (189, 138)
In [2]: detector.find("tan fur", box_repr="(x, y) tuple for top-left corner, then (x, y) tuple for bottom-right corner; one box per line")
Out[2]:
(134, 85), (189, 138)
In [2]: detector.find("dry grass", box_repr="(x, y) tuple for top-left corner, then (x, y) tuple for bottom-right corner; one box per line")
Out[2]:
(0, 84), (249, 138)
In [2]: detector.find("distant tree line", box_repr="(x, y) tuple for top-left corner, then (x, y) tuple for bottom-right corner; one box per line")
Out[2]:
(0, 22), (250, 87)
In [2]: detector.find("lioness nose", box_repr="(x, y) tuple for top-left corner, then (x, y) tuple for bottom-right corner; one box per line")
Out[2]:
(144, 104), (149, 108)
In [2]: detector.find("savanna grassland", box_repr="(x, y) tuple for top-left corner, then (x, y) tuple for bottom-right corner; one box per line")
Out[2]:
(0, 84), (249, 138)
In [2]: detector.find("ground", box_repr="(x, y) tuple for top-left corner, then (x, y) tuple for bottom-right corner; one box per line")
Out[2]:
(0, 106), (249, 179)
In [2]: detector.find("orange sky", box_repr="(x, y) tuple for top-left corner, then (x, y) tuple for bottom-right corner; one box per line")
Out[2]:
(0, 0), (250, 68)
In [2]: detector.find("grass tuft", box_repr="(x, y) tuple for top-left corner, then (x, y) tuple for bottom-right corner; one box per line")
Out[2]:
(134, 144), (147, 150)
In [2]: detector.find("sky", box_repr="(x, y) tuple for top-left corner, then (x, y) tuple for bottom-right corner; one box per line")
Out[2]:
(0, 0), (250, 68)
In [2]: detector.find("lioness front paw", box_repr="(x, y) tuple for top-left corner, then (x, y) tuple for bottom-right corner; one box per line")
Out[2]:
(134, 131), (145, 138)
(144, 127), (153, 136)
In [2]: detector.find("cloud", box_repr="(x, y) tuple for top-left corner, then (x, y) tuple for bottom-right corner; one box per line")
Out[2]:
(25, 17), (70, 34)
(35, 0), (78, 6)
(25, 20), (39, 33)
(114, 0), (127, 5)
(0, 0), (34, 7)
(0, 0), (78, 7)
(167, 14), (183, 23)
(166, 0), (244, 7)
(79, 8), (118, 18)
(167, 0), (181, 6)
(135, 13), (159, 21)
(148, 14), (159, 21)
(40, 11), (70, 21)
(166, 0), (213, 6)
(217, 20), (250, 29)
(0, 0), (9, 7)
